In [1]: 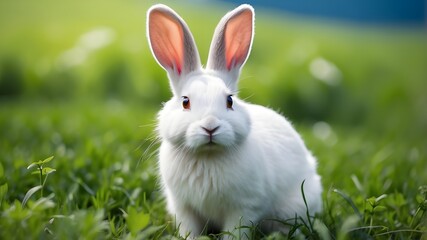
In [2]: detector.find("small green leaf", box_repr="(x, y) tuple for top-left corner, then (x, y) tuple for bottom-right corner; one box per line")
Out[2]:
(42, 167), (56, 175)
(375, 194), (387, 203)
(416, 195), (424, 204)
(373, 206), (387, 213)
(31, 170), (40, 175)
(22, 185), (43, 207)
(365, 204), (374, 213)
(126, 207), (150, 236)
(391, 193), (406, 207)
(366, 197), (376, 206)
(27, 163), (39, 170)
(41, 156), (54, 164)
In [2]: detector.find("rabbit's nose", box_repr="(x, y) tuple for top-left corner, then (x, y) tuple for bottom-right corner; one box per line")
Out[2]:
(202, 126), (219, 136)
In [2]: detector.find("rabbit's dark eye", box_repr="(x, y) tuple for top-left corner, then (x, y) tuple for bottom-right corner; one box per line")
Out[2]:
(182, 96), (190, 110)
(226, 95), (233, 110)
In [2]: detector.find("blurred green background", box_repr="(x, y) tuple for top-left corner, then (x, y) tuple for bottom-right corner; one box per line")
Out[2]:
(0, 0), (426, 238)
(1, 0), (426, 131)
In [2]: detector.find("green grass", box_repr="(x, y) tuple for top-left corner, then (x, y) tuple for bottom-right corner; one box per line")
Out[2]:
(1, 0), (426, 239)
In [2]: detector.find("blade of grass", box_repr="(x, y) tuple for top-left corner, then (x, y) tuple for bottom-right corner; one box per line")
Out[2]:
(333, 189), (362, 219)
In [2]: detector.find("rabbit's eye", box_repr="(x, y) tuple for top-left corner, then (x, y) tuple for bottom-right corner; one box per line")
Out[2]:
(182, 96), (190, 110)
(226, 95), (233, 110)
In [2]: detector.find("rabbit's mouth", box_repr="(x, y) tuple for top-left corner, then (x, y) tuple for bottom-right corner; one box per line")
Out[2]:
(202, 137), (220, 147)
(196, 142), (225, 154)
(193, 136), (227, 153)
(185, 135), (230, 155)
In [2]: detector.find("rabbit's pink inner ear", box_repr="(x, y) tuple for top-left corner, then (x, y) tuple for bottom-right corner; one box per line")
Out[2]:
(224, 10), (253, 71)
(149, 11), (184, 74)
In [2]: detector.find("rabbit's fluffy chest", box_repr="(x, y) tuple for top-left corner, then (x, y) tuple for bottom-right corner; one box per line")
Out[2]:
(159, 141), (271, 221)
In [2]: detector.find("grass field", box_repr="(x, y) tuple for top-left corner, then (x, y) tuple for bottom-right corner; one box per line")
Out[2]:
(1, 0), (426, 239)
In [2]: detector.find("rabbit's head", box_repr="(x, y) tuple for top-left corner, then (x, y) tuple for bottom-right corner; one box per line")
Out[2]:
(147, 4), (254, 153)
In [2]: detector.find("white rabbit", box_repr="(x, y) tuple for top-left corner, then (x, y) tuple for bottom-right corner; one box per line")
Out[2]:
(146, 4), (322, 239)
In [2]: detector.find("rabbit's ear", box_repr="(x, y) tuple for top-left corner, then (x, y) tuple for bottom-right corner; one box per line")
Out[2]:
(147, 5), (201, 93)
(207, 4), (254, 87)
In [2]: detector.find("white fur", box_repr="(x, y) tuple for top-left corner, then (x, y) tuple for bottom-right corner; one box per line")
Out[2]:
(147, 4), (322, 239)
